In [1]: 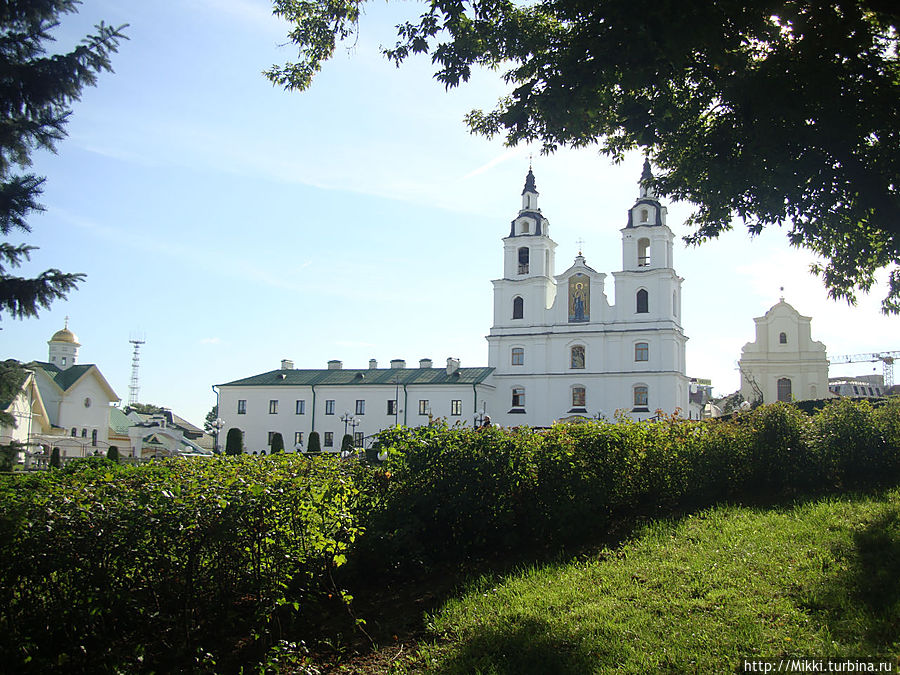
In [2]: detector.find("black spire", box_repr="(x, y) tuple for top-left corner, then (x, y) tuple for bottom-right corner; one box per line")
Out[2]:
(522, 168), (537, 195)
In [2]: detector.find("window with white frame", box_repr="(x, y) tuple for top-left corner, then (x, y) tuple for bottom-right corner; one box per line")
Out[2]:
(355, 399), (365, 415)
(294, 432), (303, 446)
(511, 347), (524, 365)
(324, 432), (334, 447)
(451, 399), (462, 416)
(354, 431), (364, 446)
(268, 399), (278, 414)
(325, 400), (335, 415)
(387, 399), (397, 415)
(418, 400), (429, 415)
(633, 385), (649, 408)
(572, 386), (586, 408)
(295, 400), (305, 415)
(512, 387), (525, 408)
(237, 399), (246, 415)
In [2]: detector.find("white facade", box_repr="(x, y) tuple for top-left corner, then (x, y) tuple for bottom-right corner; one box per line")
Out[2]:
(486, 165), (689, 424)
(217, 164), (692, 446)
(739, 300), (830, 404)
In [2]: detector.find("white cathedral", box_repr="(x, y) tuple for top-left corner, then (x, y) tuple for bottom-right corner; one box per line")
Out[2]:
(216, 164), (691, 452)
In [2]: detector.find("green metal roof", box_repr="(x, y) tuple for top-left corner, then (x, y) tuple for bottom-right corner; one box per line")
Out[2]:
(28, 362), (94, 391)
(109, 407), (133, 435)
(218, 366), (495, 388)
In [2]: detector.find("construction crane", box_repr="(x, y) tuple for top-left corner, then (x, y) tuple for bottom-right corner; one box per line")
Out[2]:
(830, 351), (899, 387)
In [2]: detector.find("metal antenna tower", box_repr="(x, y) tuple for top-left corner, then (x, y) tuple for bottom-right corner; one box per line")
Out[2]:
(128, 335), (146, 405)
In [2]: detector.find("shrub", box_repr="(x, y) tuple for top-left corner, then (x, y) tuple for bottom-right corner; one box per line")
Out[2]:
(106, 446), (119, 463)
(341, 434), (354, 453)
(0, 455), (363, 672)
(744, 402), (813, 493)
(810, 398), (889, 488)
(270, 432), (284, 454)
(49, 447), (60, 469)
(307, 431), (321, 453)
(225, 427), (243, 456)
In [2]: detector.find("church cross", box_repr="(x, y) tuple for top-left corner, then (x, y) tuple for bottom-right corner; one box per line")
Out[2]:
(576, 237), (585, 256)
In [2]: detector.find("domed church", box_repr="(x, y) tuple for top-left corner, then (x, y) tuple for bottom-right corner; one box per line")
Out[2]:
(216, 163), (692, 453)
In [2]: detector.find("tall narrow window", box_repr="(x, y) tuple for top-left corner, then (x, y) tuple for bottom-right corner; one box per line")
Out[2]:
(511, 347), (524, 365)
(570, 345), (585, 369)
(512, 296), (524, 319)
(637, 238), (650, 267)
(635, 342), (649, 361)
(451, 399), (462, 416)
(418, 400), (430, 415)
(518, 247), (530, 274)
(325, 400), (335, 415)
(355, 399), (365, 415)
(779, 332), (787, 344)
(71, 427), (77, 437)
(268, 432), (276, 445)
(512, 387), (525, 408)
(571, 387), (586, 408)
(636, 289), (649, 313)
(354, 431), (364, 447)
(633, 386), (649, 409)
(295, 400), (306, 415)
(640, 208), (649, 223)
(268, 400), (278, 414)
(237, 400), (247, 415)
(324, 432), (334, 447)
(777, 378), (792, 402)
(91, 429), (98, 446)
(294, 432), (303, 446)
(387, 400), (397, 415)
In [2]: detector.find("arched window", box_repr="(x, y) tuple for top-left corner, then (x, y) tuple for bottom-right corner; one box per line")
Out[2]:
(633, 385), (649, 409)
(779, 332), (787, 344)
(511, 387), (525, 408)
(511, 347), (524, 366)
(637, 238), (650, 267)
(81, 428), (87, 438)
(570, 345), (585, 369)
(518, 247), (530, 274)
(71, 427), (77, 437)
(777, 378), (792, 402)
(512, 296), (524, 319)
(635, 342), (649, 361)
(571, 386), (586, 408)
(636, 289), (649, 313)
(91, 429), (98, 446)
(640, 208), (649, 223)
(521, 220), (530, 234)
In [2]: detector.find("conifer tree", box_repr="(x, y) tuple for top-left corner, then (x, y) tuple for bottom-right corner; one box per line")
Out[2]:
(1, 1), (127, 321)
(225, 428), (243, 456)
(106, 445), (119, 463)
(307, 431), (321, 453)
(270, 432), (284, 453)
(49, 446), (60, 468)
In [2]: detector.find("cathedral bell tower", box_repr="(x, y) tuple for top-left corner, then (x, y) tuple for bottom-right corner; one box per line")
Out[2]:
(613, 159), (683, 323)
(492, 168), (558, 328)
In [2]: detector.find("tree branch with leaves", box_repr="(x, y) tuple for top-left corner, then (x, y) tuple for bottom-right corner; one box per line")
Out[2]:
(268, 0), (900, 312)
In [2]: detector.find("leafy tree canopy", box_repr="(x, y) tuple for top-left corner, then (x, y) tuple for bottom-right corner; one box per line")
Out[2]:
(1, 1), (126, 321)
(269, 0), (900, 312)
(125, 403), (166, 415)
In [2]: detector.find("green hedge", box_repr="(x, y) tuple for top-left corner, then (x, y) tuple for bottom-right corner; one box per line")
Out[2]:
(360, 399), (900, 568)
(0, 454), (361, 672)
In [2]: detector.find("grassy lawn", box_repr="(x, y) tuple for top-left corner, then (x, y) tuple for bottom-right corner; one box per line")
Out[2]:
(367, 490), (900, 674)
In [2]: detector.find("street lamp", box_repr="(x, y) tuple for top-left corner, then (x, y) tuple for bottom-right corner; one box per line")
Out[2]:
(340, 412), (355, 437)
(212, 417), (225, 453)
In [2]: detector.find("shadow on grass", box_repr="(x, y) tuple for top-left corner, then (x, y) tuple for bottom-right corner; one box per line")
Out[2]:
(806, 504), (900, 649)
(427, 616), (603, 675)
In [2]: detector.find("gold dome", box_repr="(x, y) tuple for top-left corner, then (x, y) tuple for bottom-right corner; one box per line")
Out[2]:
(50, 326), (79, 345)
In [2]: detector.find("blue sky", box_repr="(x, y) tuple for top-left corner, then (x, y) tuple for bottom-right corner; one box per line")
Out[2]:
(4, 0), (897, 427)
